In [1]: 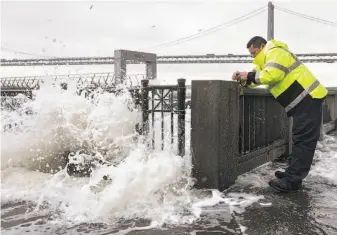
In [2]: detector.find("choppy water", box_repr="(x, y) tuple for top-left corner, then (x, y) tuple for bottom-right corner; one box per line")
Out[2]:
(1, 78), (337, 235)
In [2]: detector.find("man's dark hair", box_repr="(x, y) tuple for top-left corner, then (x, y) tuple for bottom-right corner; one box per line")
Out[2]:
(247, 36), (267, 48)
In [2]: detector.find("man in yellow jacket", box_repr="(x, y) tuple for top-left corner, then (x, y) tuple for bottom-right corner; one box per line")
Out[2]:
(232, 36), (328, 192)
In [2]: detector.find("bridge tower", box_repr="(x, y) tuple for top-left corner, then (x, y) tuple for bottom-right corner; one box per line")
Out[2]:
(267, 1), (275, 40)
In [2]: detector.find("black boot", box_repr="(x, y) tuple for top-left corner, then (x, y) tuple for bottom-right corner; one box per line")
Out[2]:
(269, 178), (301, 193)
(275, 170), (286, 179)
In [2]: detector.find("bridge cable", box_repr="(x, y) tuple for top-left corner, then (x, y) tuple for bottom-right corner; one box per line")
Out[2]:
(274, 6), (337, 27)
(1, 47), (57, 59)
(144, 5), (267, 50)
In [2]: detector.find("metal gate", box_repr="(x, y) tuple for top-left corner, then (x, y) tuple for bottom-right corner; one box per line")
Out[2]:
(139, 79), (186, 156)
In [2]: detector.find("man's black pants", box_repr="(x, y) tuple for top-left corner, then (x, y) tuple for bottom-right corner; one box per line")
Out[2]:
(285, 98), (324, 184)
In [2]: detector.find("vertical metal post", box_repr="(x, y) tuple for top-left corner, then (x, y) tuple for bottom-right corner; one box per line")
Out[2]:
(134, 89), (140, 105)
(161, 89), (164, 150)
(267, 1), (274, 40)
(177, 78), (186, 157)
(240, 96), (245, 155)
(151, 88), (155, 149)
(141, 80), (149, 136)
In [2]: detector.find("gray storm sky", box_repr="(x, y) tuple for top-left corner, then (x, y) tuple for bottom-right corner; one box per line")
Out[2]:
(1, 0), (337, 59)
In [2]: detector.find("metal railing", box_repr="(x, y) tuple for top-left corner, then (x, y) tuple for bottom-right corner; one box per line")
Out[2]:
(0, 72), (145, 95)
(139, 79), (186, 156)
(239, 89), (288, 155)
(238, 87), (337, 164)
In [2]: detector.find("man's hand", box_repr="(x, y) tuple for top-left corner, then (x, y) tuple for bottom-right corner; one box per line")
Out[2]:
(232, 71), (240, 81)
(238, 72), (248, 81)
(232, 71), (249, 81)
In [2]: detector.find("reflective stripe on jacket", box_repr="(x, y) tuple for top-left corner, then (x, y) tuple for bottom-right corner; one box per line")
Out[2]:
(250, 39), (327, 116)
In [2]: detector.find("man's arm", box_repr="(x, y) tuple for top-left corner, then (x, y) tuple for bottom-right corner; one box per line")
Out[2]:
(241, 66), (261, 88)
(246, 49), (288, 86)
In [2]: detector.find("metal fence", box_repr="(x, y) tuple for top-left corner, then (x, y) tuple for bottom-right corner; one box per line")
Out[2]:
(238, 87), (337, 167)
(0, 72), (144, 94)
(239, 89), (288, 155)
(139, 79), (186, 156)
(0, 72), (146, 105)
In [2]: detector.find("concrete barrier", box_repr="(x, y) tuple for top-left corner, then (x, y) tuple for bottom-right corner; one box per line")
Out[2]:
(191, 80), (239, 190)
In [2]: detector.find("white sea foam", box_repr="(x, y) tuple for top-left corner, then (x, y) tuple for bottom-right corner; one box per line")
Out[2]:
(1, 78), (264, 230)
(1, 75), (336, 234)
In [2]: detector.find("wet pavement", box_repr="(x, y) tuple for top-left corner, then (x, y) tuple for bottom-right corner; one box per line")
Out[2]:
(2, 132), (337, 235)
(2, 169), (337, 235)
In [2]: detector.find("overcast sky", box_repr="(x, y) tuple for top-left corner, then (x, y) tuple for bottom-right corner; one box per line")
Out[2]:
(1, 0), (337, 59)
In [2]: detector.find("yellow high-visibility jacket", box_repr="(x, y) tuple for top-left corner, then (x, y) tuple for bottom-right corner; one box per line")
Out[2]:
(246, 39), (328, 116)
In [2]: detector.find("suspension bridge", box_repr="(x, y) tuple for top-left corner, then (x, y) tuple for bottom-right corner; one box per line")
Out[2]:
(1, 2), (337, 67)
(1, 53), (336, 66)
